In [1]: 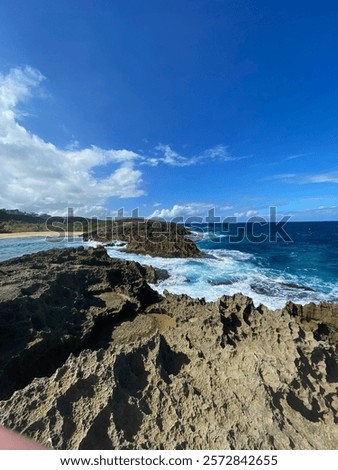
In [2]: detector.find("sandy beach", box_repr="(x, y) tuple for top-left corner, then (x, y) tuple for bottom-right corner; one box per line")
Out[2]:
(0, 231), (84, 240)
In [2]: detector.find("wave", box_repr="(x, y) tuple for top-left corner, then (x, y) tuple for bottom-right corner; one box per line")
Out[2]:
(188, 230), (230, 241)
(104, 244), (338, 310)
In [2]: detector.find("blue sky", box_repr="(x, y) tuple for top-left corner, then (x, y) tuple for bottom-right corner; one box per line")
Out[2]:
(0, 0), (338, 220)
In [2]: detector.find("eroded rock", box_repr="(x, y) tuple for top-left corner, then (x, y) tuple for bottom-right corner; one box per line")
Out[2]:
(0, 246), (161, 400)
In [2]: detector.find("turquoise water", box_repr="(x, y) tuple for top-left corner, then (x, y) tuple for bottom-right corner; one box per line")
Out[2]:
(1, 222), (337, 310)
(0, 235), (85, 262)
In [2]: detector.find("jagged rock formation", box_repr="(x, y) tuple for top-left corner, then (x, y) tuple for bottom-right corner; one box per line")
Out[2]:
(83, 218), (201, 258)
(0, 247), (337, 450)
(0, 246), (161, 401)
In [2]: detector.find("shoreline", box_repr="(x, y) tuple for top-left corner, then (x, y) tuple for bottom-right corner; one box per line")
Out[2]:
(0, 231), (83, 240)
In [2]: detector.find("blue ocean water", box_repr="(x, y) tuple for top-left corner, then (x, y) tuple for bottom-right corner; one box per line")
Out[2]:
(0, 222), (337, 310)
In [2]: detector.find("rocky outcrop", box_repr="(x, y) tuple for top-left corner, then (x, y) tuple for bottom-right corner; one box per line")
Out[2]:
(83, 219), (201, 258)
(0, 247), (337, 450)
(0, 246), (161, 401)
(284, 301), (338, 348)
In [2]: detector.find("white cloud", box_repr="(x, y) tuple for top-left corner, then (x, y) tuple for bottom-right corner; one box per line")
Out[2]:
(246, 210), (258, 217)
(233, 211), (245, 218)
(149, 202), (283, 222)
(0, 66), (45, 111)
(150, 203), (214, 219)
(0, 67), (144, 215)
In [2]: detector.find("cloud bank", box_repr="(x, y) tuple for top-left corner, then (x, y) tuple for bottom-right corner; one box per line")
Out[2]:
(0, 67), (144, 215)
(150, 202), (215, 219)
(0, 66), (240, 216)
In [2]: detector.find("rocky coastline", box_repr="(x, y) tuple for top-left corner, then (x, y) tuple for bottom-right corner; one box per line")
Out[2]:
(83, 218), (201, 258)
(0, 242), (337, 450)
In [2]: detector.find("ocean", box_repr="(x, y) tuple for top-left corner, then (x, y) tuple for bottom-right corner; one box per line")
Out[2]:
(1, 221), (337, 310)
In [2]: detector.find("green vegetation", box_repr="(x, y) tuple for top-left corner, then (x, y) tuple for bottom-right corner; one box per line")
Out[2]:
(0, 209), (48, 233)
(0, 209), (110, 234)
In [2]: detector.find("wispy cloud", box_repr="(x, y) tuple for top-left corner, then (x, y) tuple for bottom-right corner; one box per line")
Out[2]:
(142, 143), (241, 167)
(155, 144), (189, 167)
(267, 173), (298, 182)
(284, 153), (310, 161)
(268, 171), (338, 184)
(303, 172), (338, 183)
(281, 205), (338, 221)
(251, 152), (312, 169)
(199, 144), (237, 162)
(0, 66), (144, 215)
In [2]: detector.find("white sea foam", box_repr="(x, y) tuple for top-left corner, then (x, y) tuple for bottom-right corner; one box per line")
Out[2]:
(102, 243), (338, 310)
(84, 240), (102, 248)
